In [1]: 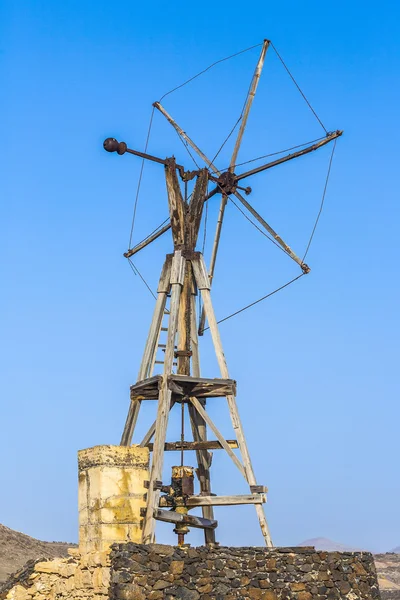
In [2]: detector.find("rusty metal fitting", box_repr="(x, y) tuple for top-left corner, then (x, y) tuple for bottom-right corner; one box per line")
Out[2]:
(301, 262), (311, 274)
(171, 465), (194, 496)
(103, 138), (127, 155)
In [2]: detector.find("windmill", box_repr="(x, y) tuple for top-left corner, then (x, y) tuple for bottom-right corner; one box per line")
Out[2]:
(103, 39), (342, 547)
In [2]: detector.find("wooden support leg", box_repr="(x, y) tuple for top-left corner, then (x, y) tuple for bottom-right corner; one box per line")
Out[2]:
(188, 294), (216, 545)
(120, 257), (172, 446)
(191, 254), (273, 547)
(142, 251), (185, 544)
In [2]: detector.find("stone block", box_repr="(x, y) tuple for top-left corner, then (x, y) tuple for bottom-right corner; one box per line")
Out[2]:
(78, 445), (149, 554)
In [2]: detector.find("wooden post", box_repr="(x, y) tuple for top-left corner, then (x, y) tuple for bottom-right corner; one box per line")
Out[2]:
(142, 250), (185, 544)
(191, 253), (273, 547)
(120, 257), (172, 446)
(187, 293), (216, 544)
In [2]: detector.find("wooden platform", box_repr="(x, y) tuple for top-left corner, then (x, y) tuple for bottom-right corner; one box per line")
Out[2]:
(130, 374), (236, 400)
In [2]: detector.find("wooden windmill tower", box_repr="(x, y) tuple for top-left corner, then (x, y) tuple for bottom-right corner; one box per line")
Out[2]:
(103, 40), (342, 547)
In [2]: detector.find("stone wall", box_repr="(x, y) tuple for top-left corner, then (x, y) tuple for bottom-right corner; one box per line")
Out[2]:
(110, 544), (381, 600)
(1, 544), (381, 600)
(0, 549), (110, 600)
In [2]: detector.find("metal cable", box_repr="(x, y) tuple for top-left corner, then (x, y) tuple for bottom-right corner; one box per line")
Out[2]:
(175, 130), (201, 169)
(127, 258), (157, 300)
(270, 42), (328, 134)
(129, 216), (170, 252)
(228, 196), (292, 258)
(210, 58), (256, 167)
(210, 116), (242, 166)
(128, 106), (156, 248)
(158, 43), (263, 102)
(204, 273), (305, 330)
(205, 139), (339, 329)
(302, 139), (337, 261)
(220, 136), (326, 172)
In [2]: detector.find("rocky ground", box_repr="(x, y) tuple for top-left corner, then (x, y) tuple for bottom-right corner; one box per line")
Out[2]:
(374, 554), (400, 600)
(0, 524), (75, 583)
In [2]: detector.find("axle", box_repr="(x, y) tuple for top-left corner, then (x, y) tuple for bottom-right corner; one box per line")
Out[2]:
(103, 137), (251, 195)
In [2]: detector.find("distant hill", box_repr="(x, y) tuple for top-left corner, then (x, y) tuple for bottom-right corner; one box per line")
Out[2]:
(392, 547), (400, 553)
(297, 537), (365, 552)
(0, 523), (75, 583)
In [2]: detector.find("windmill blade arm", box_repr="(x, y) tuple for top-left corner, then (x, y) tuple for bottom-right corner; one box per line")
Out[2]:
(124, 223), (172, 258)
(153, 102), (221, 175)
(233, 191), (310, 272)
(229, 40), (270, 171)
(236, 130), (343, 181)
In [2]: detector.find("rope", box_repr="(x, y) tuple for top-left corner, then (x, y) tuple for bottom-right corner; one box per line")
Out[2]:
(158, 43), (263, 102)
(204, 273), (305, 330)
(127, 258), (157, 300)
(302, 138), (337, 261)
(128, 106), (156, 248)
(270, 42), (328, 134)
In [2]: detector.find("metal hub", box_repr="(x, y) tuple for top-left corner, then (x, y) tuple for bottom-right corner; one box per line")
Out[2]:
(217, 171), (237, 195)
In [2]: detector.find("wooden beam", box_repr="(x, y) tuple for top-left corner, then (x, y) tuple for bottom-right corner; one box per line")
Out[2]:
(233, 191), (306, 270)
(230, 40), (270, 171)
(153, 102), (220, 175)
(152, 508), (217, 530)
(124, 223), (171, 258)
(165, 160), (185, 247)
(186, 169), (209, 250)
(168, 374), (237, 398)
(193, 253), (273, 547)
(130, 376), (162, 400)
(188, 293), (215, 545)
(189, 397), (246, 478)
(145, 440), (238, 451)
(142, 251), (185, 544)
(184, 494), (266, 507)
(120, 258), (171, 446)
(139, 399), (176, 447)
(236, 130), (343, 181)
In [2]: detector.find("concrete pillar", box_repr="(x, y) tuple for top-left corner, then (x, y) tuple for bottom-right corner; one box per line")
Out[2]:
(78, 445), (149, 554)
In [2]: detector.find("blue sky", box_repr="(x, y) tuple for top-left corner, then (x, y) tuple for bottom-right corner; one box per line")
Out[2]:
(1, 1), (399, 551)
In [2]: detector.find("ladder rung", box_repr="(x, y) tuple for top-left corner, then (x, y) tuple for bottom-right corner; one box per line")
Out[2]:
(155, 361), (177, 366)
(161, 327), (168, 331)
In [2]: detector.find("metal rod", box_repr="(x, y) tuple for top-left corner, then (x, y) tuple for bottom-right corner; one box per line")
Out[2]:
(103, 137), (190, 179)
(236, 131), (343, 181)
(229, 40), (270, 171)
